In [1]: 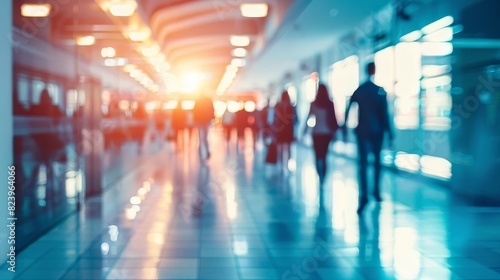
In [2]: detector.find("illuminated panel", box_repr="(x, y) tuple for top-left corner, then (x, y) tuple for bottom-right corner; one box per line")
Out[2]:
(230, 36), (250, 47)
(240, 3), (268, 18)
(329, 55), (359, 125)
(21, 4), (51, 17)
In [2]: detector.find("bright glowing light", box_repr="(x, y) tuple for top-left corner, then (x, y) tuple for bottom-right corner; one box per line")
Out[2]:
(240, 3), (268, 17)
(422, 16), (454, 34)
(423, 27), (453, 42)
(123, 64), (136, 72)
(287, 159), (296, 172)
(230, 35), (250, 47)
(231, 58), (246, 67)
(213, 101), (227, 117)
(226, 65), (238, 73)
(76, 36), (95, 46)
(125, 207), (137, 220)
(147, 54), (165, 65)
(421, 75), (452, 89)
(155, 62), (170, 73)
(130, 196), (141, 205)
(233, 241), (248, 255)
(162, 100), (178, 110)
(104, 58), (128, 67)
(109, 1), (137, 17)
(394, 153), (420, 172)
(304, 77), (318, 102)
(244, 101), (256, 112)
(108, 225), (119, 242)
(128, 30), (150, 41)
(101, 243), (110, 255)
(101, 47), (116, 58)
(130, 69), (143, 78)
(21, 4), (51, 17)
(422, 65), (452, 77)
(421, 42), (453, 56)
(400, 30), (422, 42)
(420, 155), (452, 179)
(181, 100), (195, 110)
(232, 48), (247, 57)
(227, 101), (240, 113)
(307, 115), (316, 127)
(141, 45), (160, 57)
(394, 227), (421, 279)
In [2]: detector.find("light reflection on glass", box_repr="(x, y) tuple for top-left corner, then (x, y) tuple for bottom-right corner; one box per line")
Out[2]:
(394, 153), (420, 172)
(420, 155), (452, 179)
(233, 240), (248, 256)
(302, 166), (318, 217)
(109, 225), (119, 242)
(287, 159), (296, 172)
(394, 227), (421, 279)
(130, 196), (141, 205)
(226, 184), (238, 220)
(101, 243), (110, 255)
(65, 177), (77, 198)
(126, 207), (137, 220)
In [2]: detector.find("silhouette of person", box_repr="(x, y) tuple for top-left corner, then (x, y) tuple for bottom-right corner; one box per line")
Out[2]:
(171, 102), (187, 151)
(193, 94), (215, 160)
(272, 90), (296, 166)
(303, 84), (339, 183)
(343, 62), (393, 214)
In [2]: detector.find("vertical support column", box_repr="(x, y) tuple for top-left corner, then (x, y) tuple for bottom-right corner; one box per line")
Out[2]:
(0, 0), (13, 264)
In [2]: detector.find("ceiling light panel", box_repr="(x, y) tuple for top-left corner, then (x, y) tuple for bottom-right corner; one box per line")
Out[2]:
(21, 4), (51, 17)
(230, 36), (250, 47)
(240, 3), (268, 18)
(109, 1), (137, 17)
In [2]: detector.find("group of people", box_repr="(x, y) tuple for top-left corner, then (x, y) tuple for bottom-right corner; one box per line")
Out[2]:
(269, 62), (393, 214)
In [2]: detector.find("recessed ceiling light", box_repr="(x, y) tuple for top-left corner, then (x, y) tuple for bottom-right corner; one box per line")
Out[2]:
(231, 58), (246, 67)
(21, 4), (51, 17)
(240, 3), (268, 18)
(128, 30), (150, 41)
(230, 36), (250, 47)
(232, 48), (247, 57)
(101, 47), (116, 58)
(76, 36), (95, 46)
(109, 2), (137, 17)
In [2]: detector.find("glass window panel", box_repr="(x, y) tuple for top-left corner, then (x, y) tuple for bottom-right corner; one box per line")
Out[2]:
(32, 79), (45, 104)
(17, 75), (30, 106)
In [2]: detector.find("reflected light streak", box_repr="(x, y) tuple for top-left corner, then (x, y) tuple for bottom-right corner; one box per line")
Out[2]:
(422, 16), (454, 34)
(394, 153), (420, 172)
(101, 243), (110, 255)
(420, 155), (452, 179)
(233, 241), (248, 255)
(394, 227), (421, 279)
(109, 225), (119, 242)
(21, 4), (51, 17)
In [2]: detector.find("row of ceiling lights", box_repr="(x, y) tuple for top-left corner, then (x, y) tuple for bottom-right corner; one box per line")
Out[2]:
(21, 1), (269, 95)
(216, 3), (269, 95)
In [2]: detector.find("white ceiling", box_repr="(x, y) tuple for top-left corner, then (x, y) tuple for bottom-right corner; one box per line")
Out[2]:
(233, 0), (391, 93)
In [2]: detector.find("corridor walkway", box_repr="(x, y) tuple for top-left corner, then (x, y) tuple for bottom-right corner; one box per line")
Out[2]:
(2, 129), (500, 280)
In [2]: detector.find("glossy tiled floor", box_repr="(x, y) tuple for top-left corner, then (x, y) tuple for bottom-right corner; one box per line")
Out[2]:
(3, 128), (500, 280)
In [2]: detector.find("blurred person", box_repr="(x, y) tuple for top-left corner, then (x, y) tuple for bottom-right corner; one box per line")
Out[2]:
(221, 109), (235, 142)
(193, 94), (215, 160)
(272, 90), (296, 166)
(132, 102), (149, 151)
(29, 89), (66, 163)
(171, 102), (187, 151)
(154, 108), (168, 141)
(234, 109), (248, 149)
(342, 62), (393, 214)
(303, 84), (339, 182)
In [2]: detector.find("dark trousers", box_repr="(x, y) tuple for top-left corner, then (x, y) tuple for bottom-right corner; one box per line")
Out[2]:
(356, 135), (383, 205)
(312, 134), (332, 179)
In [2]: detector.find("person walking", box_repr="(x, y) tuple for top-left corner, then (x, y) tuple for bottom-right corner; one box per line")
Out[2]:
(342, 62), (393, 214)
(193, 94), (215, 160)
(303, 84), (338, 182)
(272, 90), (296, 166)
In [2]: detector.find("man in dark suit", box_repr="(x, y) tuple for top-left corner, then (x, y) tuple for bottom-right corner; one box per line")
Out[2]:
(343, 62), (393, 214)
